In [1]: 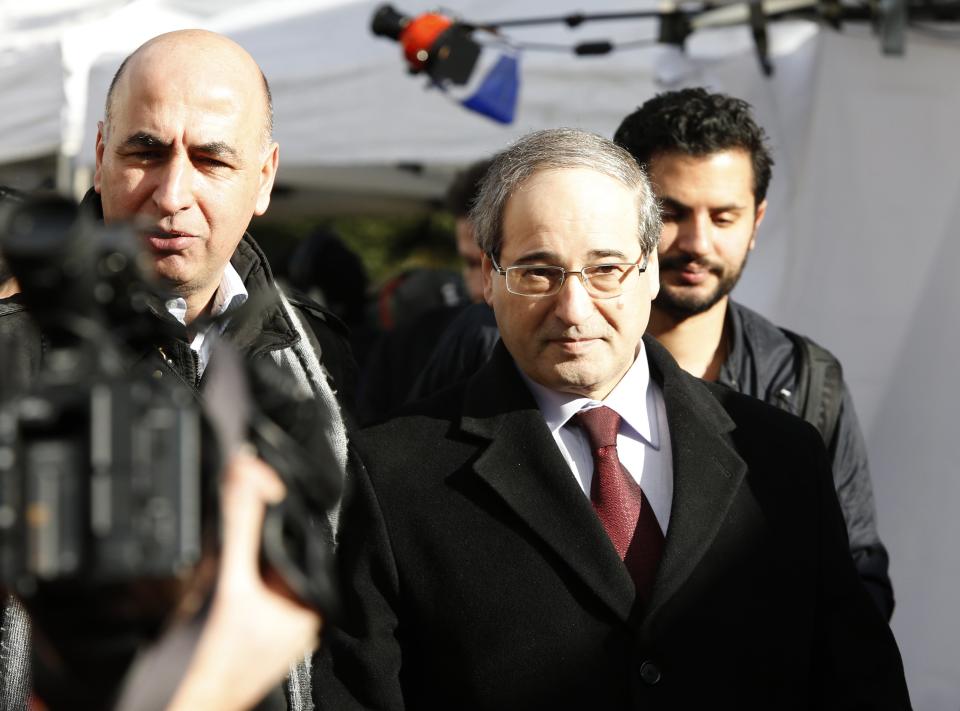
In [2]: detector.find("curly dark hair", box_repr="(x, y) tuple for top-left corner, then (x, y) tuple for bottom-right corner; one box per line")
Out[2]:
(445, 159), (494, 218)
(613, 88), (774, 204)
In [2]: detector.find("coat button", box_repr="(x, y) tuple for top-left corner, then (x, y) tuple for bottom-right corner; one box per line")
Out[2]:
(639, 661), (662, 685)
(152, 369), (164, 379)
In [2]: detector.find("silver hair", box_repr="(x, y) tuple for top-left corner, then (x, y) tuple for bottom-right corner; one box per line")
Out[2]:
(470, 128), (661, 258)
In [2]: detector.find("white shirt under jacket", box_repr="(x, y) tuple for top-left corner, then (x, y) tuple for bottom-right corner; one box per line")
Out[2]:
(522, 341), (674, 534)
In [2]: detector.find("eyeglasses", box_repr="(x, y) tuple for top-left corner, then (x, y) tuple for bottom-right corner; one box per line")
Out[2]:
(489, 253), (648, 298)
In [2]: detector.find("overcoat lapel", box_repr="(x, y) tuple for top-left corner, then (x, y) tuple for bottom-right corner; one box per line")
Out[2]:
(458, 339), (750, 626)
(460, 344), (637, 622)
(642, 337), (748, 623)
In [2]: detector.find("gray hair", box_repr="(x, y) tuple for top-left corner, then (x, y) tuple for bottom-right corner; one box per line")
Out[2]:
(470, 128), (661, 258)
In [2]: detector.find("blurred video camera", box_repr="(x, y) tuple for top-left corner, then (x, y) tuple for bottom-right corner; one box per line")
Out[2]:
(0, 194), (341, 614)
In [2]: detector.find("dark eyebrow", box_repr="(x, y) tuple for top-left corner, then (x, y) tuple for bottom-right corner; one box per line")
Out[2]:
(121, 132), (171, 150)
(118, 133), (241, 165)
(659, 197), (687, 210)
(587, 249), (630, 261)
(195, 141), (242, 164)
(660, 196), (746, 213)
(512, 250), (561, 265)
(511, 248), (631, 265)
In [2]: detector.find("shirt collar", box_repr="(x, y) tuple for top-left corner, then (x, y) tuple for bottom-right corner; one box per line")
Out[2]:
(521, 340), (661, 449)
(164, 262), (249, 328)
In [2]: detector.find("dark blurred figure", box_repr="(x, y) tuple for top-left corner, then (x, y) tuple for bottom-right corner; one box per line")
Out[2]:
(446, 159), (492, 304)
(356, 161), (494, 425)
(287, 227), (377, 370)
(0, 186), (25, 298)
(407, 162), (503, 401)
(356, 265), (468, 425)
(409, 301), (498, 401)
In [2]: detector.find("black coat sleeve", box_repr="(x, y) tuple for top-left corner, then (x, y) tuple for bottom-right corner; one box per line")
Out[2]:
(313, 448), (404, 711)
(827, 383), (894, 619)
(805, 419), (910, 709)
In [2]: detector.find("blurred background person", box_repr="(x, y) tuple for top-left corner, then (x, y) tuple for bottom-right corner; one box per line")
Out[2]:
(287, 226), (377, 374)
(446, 158), (491, 304)
(356, 161), (494, 425)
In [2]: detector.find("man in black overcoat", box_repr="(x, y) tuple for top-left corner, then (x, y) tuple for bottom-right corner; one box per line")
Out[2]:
(314, 128), (910, 710)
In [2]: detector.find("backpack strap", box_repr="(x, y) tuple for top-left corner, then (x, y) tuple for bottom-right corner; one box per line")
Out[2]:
(781, 328), (844, 449)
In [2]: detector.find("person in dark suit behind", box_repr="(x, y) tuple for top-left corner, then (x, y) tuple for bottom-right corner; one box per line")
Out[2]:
(314, 128), (910, 710)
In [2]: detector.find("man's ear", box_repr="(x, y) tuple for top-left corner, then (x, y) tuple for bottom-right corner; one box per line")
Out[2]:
(645, 251), (660, 300)
(254, 142), (280, 216)
(93, 121), (106, 194)
(749, 198), (768, 251)
(481, 253), (495, 306)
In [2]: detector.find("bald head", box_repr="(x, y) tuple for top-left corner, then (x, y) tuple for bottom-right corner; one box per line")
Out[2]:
(94, 29), (281, 322)
(105, 30), (273, 147)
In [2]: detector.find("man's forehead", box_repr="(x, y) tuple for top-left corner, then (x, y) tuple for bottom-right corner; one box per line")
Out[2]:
(109, 76), (262, 150)
(649, 150), (755, 204)
(500, 170), (640, 261)
(506, 167), (636, 209)
(108, 35), (267, 138)
(650, 149), (753, 181)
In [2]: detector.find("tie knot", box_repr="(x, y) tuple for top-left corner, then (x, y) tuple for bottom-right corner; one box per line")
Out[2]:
(573, 406), (621, 450)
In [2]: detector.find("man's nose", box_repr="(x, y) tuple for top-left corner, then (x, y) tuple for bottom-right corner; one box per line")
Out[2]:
(152, 154), (194, 216)
(552, 272), (596, 326)
(672, 213), (712, 256)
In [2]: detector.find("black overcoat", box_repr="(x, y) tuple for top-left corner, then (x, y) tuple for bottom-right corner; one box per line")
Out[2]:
(315, 336), (909, 711)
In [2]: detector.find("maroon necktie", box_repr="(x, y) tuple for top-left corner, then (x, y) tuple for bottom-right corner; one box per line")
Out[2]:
(573, 406), (664, 601)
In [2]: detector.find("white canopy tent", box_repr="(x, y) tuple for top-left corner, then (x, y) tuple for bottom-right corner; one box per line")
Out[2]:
(3, 1), (960, 706)
(74, 0), (825, 212)
(0, 0), (214, 192)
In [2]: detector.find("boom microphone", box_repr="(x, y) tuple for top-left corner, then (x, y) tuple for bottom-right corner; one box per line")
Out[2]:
(370, 4), (519, 124)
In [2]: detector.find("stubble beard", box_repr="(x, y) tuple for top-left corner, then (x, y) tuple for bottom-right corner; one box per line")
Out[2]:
(653, 250), (749, 319)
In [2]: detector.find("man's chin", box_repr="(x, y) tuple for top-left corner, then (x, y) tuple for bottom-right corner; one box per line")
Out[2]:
(653, 285), (724, 318)
(150, 257), (194, 291)
(546, 360), (619, 399)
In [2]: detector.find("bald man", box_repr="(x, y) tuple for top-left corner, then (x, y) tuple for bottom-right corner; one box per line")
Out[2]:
(96, 30), (278, 325)
(0, 30), (354, 710)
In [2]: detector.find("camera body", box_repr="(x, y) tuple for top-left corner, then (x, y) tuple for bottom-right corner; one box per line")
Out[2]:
(0, 194), (339, 611)
(0, 366), (203, 593)
(0, 194), (211, 597)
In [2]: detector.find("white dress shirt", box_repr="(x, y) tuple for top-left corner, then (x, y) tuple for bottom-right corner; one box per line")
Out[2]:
(522, 342), (674, 533)
(164, 263), (248, 377)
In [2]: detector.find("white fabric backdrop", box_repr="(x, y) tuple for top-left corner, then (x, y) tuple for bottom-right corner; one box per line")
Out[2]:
(760, 29), (960, 710)
(687, 27), (960, 709)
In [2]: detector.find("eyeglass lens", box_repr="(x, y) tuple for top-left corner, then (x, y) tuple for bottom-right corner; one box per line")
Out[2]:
(506, 263), (638, 296)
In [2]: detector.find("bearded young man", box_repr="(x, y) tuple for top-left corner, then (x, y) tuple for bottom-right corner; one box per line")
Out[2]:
(614, 88), (894, 618)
